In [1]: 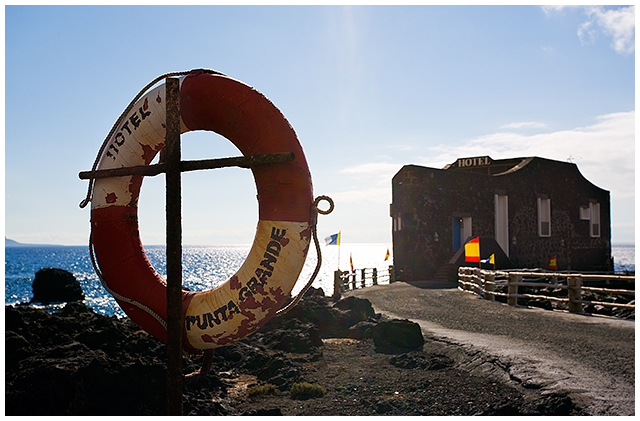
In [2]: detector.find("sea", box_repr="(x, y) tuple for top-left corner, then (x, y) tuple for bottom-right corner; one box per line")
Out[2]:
(5, 244), (634, 318)
(4, 243), (394, 317)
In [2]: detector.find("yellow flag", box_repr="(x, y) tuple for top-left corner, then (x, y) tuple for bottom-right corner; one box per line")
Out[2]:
(464, 238), (480, 262)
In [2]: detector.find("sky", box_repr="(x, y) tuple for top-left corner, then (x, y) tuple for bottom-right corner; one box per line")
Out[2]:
(4, 4), (636, 247)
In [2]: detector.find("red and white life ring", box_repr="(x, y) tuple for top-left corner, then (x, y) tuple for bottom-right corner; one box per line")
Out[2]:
(90, 70), (314, 351)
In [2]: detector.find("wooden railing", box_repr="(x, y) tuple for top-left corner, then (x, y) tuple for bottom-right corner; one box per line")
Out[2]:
(458, 267), (635, 316)
(333, 266), (394, 299)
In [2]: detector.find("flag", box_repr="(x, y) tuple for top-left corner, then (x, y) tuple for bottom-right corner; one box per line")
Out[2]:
(325, 232), (340, 246)
(384, 248), (390, 261)
(549, 256), (557, 270)
(464, 237), (480, 262)
(350, 253), (354, 271)
(480, 254), (495, 265)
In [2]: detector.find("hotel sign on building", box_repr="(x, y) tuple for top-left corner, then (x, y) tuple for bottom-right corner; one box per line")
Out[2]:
(455, 156), (492, 168)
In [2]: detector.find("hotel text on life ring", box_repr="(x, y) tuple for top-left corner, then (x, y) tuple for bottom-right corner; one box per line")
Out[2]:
(90, 70), (314, 351)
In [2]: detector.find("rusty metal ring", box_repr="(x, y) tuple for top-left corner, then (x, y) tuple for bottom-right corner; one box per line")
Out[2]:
(314, 195), (334, 215)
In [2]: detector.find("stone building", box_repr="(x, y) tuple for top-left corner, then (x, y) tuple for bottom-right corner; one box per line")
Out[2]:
(390, 156), (612, 282)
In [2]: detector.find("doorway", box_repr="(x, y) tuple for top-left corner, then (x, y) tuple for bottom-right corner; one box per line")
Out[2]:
(495, 194), (509, 256)
(452, 216), (472, 252)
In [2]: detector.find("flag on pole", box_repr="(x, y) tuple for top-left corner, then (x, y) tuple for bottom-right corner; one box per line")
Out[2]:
(350, 253), (354, 272)
(464, 237), (480, 262)
(384, 248), (390, 261)
(548, 256), (557, 270)
(325, 232), (341, 246)
(480, 254), (495, 265)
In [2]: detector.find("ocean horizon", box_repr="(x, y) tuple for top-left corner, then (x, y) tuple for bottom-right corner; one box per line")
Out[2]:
(5, 242), (395, 317)
(5, 242), (634, 318)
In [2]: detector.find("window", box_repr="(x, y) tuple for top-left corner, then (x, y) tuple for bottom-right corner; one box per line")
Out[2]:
(537, 197), (551, 237)
(589, 202), (600, 237)
(393, 215), (402, 232)
(579, 206), (590, 220)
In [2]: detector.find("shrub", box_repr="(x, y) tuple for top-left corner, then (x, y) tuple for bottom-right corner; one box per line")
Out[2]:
(290, 382), (326, 400)
(247, 383), (277, 396)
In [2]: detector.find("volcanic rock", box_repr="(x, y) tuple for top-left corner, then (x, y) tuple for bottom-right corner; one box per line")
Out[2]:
(372, 318), (424, 353)
(333, 296), (375, 320)
(265, 287), (378, 338)
(347, 320), (375, 340)
(32, 267), (84, 304)
(389, 351), (454, 370)
(259, 319), (322, 353)
(5, 287), (586, 416)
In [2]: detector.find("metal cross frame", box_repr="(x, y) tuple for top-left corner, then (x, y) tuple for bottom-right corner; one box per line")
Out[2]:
(79, 78), (295, 415)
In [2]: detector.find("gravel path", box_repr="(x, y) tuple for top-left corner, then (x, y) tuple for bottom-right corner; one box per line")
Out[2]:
(347, 281), (635, 416)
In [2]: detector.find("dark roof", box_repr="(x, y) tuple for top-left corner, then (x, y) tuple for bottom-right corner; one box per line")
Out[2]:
(442, 156), (532, 175)
(395, 156), (608, 193)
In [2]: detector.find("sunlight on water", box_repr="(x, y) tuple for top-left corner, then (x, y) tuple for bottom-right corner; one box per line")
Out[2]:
(5, 244), (632, 317)
(612, 244), (635, 273)
(145, 245), (252, 293)
(136, 243), (392, 296)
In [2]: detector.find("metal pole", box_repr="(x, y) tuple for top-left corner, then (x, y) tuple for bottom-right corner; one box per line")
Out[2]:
(78, 152), (295, 180)
(165, 78), (183, 415)
(78, 77), (302, 415)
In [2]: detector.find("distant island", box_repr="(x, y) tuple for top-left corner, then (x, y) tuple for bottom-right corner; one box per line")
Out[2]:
(5, 238), (64, 247)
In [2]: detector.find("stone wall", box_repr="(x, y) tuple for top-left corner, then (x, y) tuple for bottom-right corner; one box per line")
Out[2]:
(391, 157), (612, 281)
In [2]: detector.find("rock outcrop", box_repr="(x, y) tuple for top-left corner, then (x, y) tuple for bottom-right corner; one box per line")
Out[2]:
(31, 268), (84, 304)
(372, 318), (425, 353)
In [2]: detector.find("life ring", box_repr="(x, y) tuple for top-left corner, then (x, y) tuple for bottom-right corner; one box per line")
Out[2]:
(90, 70), (314, 351)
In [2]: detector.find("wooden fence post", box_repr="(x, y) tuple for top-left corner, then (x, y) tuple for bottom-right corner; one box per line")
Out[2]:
(372, 268), (378, 285)
(340, 271), (348, 291)
(361, 269), (366, 288)
(568, 276), (583, 313)
(474, 268), (482, 295)
(484, 272), (495, 301)
(351, 271), (356, 290)
(508, 274), (520, 306)
(333, 270), (342, 300)
(457, 267), (465, 291)
(389, 265), (395, 283)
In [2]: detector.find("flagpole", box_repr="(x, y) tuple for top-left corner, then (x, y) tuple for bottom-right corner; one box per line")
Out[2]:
(337, 231), (341, 272)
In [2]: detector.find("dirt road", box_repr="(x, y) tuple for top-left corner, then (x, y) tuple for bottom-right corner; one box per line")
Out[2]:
(347, 281), (635, 416)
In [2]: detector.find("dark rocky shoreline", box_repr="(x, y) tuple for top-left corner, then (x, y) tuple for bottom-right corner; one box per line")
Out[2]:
(5, 287), (585, 416)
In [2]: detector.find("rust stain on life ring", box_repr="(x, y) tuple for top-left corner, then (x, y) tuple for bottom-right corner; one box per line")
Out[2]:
(105, 193), (117, 203)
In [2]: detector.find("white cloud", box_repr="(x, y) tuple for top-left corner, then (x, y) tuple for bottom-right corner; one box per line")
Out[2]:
(500, 121), (548, 130)
(339, 162), (402, 175)
(423, 110), (635, 243)
(541, 5), (574, 15)
(577, 19), (597, 46)
(320, 111), (634, 244)
(545, 5), (635, 54)
(586, 6), (635, 54)
(334, 162), (402, 204)
(330, 185), (390, 205)
(336, 110), (634, 205)
(427, 111), (635, 199)
(541, 45), (554, 54)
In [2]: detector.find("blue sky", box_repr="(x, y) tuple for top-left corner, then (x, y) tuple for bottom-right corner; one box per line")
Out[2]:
(4, 5), (635, 246)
